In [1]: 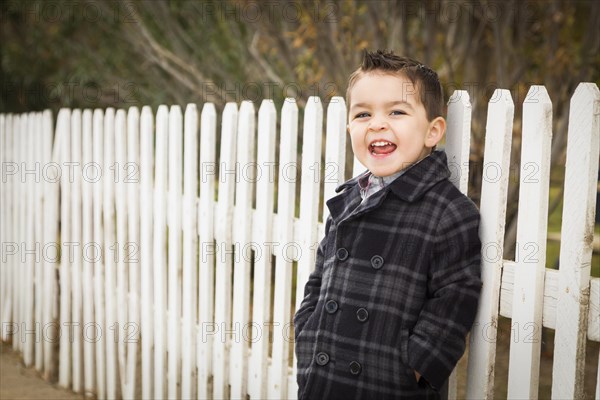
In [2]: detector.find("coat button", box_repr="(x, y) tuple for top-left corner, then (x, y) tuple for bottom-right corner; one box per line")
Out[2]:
(336, 248), (349, 261)
(316, 352), (330, 366)
(349, 361), (362, 375)
(325, 299), (338, 314)
(356, 308), (369, 322)
(370, 255), (384, 269)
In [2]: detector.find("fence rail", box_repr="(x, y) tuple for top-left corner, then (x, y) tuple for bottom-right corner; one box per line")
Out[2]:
(0, 83), (599, 400)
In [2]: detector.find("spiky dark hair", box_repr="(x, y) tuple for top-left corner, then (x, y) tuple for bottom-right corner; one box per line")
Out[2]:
(346, 50), (444, 121)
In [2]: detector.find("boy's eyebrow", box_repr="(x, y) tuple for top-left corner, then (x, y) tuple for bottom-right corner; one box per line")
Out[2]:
(350, 100), (414, 111)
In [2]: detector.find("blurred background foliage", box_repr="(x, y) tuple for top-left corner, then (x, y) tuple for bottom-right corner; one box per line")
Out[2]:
(1, 0), (599, 269)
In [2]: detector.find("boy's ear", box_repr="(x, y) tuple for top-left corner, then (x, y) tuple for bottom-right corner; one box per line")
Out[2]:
(425, 117), (446, 147)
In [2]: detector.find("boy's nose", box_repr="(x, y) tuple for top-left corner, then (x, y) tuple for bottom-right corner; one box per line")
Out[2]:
(368, 119), (389, 131)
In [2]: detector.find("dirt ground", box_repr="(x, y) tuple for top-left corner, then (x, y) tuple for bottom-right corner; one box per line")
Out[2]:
(1, 317), (598, 399)
(0, 342), (83, 400)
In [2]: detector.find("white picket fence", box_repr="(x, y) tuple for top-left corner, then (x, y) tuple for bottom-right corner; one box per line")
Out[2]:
(0, 83), (598, 400)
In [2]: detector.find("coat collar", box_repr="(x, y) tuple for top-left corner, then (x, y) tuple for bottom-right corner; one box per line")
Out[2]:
(327, 151), (450, 222)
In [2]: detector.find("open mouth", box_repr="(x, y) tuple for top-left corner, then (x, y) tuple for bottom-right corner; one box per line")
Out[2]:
(369, 140), (397, 156)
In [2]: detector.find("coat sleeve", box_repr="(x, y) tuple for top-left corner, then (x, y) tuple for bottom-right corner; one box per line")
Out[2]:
(293, 216), (332, 341)
(406, 196), (482, 390)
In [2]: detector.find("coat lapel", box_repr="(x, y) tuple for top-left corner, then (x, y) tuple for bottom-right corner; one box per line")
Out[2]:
(326, 151), (451, 223)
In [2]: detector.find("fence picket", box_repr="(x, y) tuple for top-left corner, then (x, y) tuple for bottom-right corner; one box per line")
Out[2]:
(444, 89), (473, 399)
(293, 96), (324, 394)
(126, 107), (141, 399)
(507, 86), (552, 399)
(24, 113), (35, 367)
(270, 98), (299, 399)
(552, 82), (600, 399)
(197, 103), (218, 399)
(103, 108), (119, 399)
(0, 114), (9, 341)
(249, 99), (277, 399)
(92, 109), (106, 399)
(139, 106), (154, 400)
(213, 103), (237, 399)
(42, 109), (58, 381)
(229, 101), (252, 399)
(466, 90), (514, 399)
(153, 105), (169, 399)
(33, 112), (44, 371)
(445, 90), (472, 194)
(12, 114), (26, 351)
(58, 108), (72, 387)
(0, 114), (5, 335)
(70, 109), (84, 391)
(323, 97), (347, 218)
(81, 109), (96, 394)
(114, 109), (129, 397)
(182, 104), (199, 400)
(167, 105), (183, 399)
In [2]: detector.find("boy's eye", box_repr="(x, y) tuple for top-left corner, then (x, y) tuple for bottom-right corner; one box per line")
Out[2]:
(355, 112), (370, 119)
(391, 110), (407, 116)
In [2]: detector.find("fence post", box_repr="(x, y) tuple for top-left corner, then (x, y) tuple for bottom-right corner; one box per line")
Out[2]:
(445, 89), (473, 399)
(466, 90), (514, 399)
(507, 86), (553, 399)
(552, 82), (600, 400)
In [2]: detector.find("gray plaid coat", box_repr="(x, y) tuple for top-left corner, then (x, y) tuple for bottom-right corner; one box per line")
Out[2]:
(294, 150), (482, 400)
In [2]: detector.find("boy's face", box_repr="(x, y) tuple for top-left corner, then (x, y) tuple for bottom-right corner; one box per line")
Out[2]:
(347, 72), (445, 177)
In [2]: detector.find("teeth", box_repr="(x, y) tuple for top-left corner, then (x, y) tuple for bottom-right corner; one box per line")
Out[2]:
(371, 141), (392, 147)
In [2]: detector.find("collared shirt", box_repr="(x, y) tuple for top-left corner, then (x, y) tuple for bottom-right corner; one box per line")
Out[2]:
(358, 153), (432, 202)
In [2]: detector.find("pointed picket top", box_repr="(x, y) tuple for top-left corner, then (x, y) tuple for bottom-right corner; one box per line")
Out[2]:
(324, 96), (347, 220)
(216, 101), (239, 239)
(199, 101), (217, 228)
(304, 96), (323, 133)
(256, 99), (277, 203)
(445, 90), (472, 193)
(507, 85), (553, 400)
(234, 100), (255, 212)
(55, 108), (72, 163)
(466, 89), (514, 400)
(552, 82), (600, 400)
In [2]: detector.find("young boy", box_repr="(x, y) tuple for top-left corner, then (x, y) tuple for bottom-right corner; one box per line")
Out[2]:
(294, 50), (482, 400)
